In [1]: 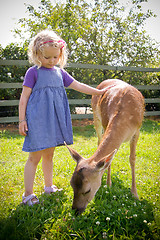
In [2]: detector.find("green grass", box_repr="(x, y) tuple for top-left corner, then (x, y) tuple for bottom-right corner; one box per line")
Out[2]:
(0, 119), (160, 240)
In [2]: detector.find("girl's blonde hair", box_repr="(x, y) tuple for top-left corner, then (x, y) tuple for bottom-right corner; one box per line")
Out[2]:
(28, 29), (68, 68)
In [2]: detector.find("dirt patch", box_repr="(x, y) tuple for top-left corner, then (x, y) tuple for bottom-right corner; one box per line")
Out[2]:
(0, 119), (94, 133)
(72, 119), (94, 127)
(0, 123), (19, 133)
(145, 116), (160, 121)
(1, 116), (159, 133)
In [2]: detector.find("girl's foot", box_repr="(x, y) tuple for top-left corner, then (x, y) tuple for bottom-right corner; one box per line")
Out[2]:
(44, 185), (63, 194)
(22, 193), (39, 206)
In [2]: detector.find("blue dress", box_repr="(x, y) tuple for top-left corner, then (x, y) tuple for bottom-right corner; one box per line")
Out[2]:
(22, 67), (73, 152)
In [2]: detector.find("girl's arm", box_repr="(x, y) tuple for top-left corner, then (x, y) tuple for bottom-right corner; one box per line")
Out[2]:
(19, 86), (32, 136)
(69, 80), (111, 95)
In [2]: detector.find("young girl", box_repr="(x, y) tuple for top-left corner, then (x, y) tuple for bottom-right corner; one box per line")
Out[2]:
(19, 29), (110, 206)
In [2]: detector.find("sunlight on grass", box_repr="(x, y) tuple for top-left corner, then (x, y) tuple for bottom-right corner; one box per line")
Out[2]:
(0, 119), (159, 239)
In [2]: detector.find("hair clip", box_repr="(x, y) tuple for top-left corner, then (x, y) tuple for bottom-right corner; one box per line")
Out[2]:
(40, 40), (54, 46)
(58, 40), (66, 49)
(40, 40), (65, 49)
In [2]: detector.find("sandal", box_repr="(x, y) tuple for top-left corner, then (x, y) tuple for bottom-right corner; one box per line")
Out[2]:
(22, 193), (39, 206)
(44, 185), (63, 194)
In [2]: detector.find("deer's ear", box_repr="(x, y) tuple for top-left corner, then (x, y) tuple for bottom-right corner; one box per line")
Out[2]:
(96, 149), (117, 171)
(64, 142), (83, 163)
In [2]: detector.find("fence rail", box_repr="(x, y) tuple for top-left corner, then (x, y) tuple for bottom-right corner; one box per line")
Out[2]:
(0, 60), (160, 123)
(1, 60), (160, 72)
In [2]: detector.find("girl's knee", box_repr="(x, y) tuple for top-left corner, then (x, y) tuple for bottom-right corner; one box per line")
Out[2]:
(28, 152), (42, 165)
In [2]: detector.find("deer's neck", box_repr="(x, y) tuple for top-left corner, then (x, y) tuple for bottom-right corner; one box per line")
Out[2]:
(89, 117), (127, 162)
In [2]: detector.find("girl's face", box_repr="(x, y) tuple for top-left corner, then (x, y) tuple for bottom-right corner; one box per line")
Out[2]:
(38, 46), (61, 68)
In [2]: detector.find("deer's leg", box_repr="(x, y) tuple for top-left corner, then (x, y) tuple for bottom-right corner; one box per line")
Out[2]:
(107, 165), (112, 187)
(129, 130), (139, 199)
(93, 113), (103, 145)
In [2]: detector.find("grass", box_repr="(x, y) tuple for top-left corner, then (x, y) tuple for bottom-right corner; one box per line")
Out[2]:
(0, 119), (160, 240)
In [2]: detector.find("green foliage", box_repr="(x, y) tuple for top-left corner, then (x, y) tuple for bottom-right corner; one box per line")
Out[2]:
(0, 43), (28, 83)
(0, 44), (28, 117)
(0, 119), (160, 239)
(13, 0), (159, 84)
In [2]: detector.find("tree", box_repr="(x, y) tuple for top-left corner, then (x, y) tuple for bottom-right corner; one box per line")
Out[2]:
(13, 0), (159, 86)
(1, 0), (159, 115)
(0, 44), (28, 117)
(0, 43), (28, 84)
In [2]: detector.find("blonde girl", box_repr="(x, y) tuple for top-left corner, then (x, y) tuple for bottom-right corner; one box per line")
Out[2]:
(19, 29), (110, 205)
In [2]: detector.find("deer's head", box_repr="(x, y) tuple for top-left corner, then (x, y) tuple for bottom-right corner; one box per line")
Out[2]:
(65, 143), (117, 214)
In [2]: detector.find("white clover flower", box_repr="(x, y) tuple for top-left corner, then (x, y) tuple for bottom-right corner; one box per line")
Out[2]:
(106, 217), (110, 221)
(102, 232), (107, 239)
(104, 185), (107, 188)
(148, 222), (151, 226)
(113, 195), (116, 199)
(96, 221), (100, 225)
(106, 191), (109, 194)
(143, 220), (147, 223)
(133, 214), (137, 217)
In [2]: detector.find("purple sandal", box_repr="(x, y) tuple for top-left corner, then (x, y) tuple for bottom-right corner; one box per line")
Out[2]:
(44, 185), (63, 194)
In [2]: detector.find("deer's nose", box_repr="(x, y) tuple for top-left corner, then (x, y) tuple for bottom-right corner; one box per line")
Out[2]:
(72, 206), (85, 215)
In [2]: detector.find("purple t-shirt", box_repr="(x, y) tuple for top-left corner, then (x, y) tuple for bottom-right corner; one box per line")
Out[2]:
(23, 66), (75, 88)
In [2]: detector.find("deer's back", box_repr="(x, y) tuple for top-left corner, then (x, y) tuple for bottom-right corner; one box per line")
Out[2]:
(91, 79), (144, 130)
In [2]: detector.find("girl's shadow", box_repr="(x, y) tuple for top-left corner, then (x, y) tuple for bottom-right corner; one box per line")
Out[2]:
(0, 190), (67, 240)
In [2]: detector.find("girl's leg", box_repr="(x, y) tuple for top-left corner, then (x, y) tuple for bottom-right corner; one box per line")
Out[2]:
(42, 147), (55, 187)
(24, 151), (42, 196)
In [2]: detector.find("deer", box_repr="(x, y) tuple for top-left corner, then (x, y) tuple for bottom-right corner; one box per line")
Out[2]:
(65, 79), (144, 214)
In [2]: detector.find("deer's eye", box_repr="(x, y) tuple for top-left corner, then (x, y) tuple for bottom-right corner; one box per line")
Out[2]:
(83, 189), (91, 195)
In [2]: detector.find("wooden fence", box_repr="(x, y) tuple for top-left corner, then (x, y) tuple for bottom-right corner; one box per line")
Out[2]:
(0, 60), (160, 123)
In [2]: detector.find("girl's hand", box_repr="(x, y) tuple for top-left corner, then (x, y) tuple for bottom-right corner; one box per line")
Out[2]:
(98, 85), (116, 95)
(19, 86), (32, 136)
(19, 120), (28, 136)
(70, 80), (116, 96)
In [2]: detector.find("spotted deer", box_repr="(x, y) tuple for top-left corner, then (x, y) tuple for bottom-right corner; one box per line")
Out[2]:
(66, 79), (144, 214)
